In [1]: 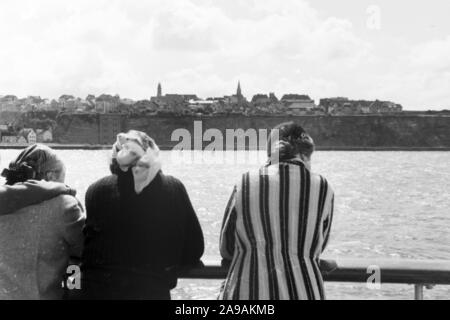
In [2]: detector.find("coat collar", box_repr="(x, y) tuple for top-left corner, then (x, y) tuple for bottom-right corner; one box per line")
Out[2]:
(266, 158), (309, 170)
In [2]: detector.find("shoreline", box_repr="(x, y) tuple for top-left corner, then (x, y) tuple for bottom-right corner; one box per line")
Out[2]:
(1, 144), (450, 151)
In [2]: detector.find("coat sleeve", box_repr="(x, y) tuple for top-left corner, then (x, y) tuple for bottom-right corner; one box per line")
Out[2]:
(83, 182), (97, 240)
(60, 195), (85, 259)
(0, 180), (74, 216)
(177, 181), (205, 266)
(219, 185), (238, 261)
(322, 188), (335, 252)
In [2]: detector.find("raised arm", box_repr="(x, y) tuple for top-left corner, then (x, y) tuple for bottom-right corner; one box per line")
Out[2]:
(219, 185), (238, 261)
(0, 180), (75, 216)
(60, 195), (85, 259)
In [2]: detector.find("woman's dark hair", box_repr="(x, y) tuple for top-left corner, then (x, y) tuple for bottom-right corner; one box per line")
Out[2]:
(267, 122), (315, 162)
(1, 144), (60, 185)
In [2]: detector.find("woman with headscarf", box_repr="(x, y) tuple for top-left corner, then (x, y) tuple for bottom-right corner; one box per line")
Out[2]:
(77, 130), (204, 300)
(219, 122), (335, 300)
(0, 144), (85, 300)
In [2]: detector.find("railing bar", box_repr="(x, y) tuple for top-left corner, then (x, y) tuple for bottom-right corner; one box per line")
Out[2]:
(414, 284), (424, 300)
(181, 259), (450, 286)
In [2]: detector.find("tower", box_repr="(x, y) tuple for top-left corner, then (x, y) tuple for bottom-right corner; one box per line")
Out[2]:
(157, 83), (162, 98)
(236, 81), (242, 99)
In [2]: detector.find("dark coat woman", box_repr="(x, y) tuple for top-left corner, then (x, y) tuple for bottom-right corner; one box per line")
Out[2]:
(77, 130), (204, 300)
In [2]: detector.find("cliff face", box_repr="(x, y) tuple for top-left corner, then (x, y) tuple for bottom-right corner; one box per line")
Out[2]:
(55, 114), (450, 148)
(54, 113), (100, 144)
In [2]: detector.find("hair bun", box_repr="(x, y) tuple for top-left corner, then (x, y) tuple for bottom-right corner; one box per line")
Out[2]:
(2, 162), (35, 185)
(268, 122), (315, 163)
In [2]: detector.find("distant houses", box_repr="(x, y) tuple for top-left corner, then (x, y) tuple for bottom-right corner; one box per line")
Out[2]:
(251, 93), (278, 105)
(1, 135), (18, 144)
(36, 129), (53, 142)
(0, 82), (408, 137)
(0, 95), (20, 112)
(320, 97), (403, 115)
(96, 94), (121, 113)
(280, 94), (317, 115)
(15, 128), (37, 145)
(0, 127), (52, 145)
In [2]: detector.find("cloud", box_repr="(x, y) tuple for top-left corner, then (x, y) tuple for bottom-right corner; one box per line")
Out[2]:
(0, 0), (448, 109)
(367, 36), (450, 109)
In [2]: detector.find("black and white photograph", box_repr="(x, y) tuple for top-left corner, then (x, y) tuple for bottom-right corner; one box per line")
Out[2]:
(0, 0), (449, 310)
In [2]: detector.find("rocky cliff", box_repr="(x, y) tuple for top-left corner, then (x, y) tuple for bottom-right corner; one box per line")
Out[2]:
(54, 113), (450, 148)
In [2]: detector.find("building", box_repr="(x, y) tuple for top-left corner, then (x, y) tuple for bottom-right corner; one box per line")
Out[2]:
(36, 129), (53, 142)
(210, 100), (227, 113)
(120, 98), (135, 106)
(0, 95), (20, 112)
(229, 81), (247, 104)
(0, 95), (18, 104)
(151, 94), (198, 105)
(281, 94), (316, 115)
(17, 136), (27, 144)
(269, 93), (278, 102)
(319, 97), (350, 114)
(355, 101), (373, 114)
(19, 128), (37, 144)
(132, 100), (159, 114)
(150, 83), (198, 111)
(58, 95), (76, 110)
(96, 94), (120, 113)
(281, 94), (315, 104)
(1, 135), (18, 144)
(25, 96), (43, 105)
(188, 99), (217, 112)
(251, 92), (279, 106)
(0, 124), (10, 142)
(321, 98), (403, 115)
(287, 102), (317, 115)
(369, 100), (403, 113)
(236, 81), (243, 100)
(157, 83), (162, 97)
(251, 94), (271, 105)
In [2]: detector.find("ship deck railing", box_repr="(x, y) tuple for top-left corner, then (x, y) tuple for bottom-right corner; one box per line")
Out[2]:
(180, 258), (450, 300)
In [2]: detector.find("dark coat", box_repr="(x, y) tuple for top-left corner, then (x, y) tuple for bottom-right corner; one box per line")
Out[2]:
(78, 170), (204, 300)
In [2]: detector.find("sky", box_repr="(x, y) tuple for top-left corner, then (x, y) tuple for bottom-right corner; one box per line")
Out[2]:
(0, 0), (449, 110)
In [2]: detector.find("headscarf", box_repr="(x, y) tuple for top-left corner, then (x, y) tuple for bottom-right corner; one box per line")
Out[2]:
(111, 130), (162, 194)
(1, 144), (63, 185)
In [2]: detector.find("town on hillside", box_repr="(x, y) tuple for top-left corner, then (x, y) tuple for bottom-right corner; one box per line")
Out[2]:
(0, 81), (439, 145)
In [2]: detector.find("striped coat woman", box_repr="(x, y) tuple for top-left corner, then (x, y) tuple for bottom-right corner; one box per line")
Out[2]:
(219, 159), (334, 300)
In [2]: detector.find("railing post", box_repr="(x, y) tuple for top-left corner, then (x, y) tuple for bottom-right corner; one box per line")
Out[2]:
(414, 284), (424, 300)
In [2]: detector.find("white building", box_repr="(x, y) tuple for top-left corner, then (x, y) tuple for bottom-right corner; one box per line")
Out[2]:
(27, 129), (37, 144)
(188, 99), (216, 110)
(37, 129), (53, 142)
(21, 128), (37, 145)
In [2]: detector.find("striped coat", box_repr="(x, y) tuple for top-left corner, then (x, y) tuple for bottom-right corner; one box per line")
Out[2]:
(219, 159), (334, 300)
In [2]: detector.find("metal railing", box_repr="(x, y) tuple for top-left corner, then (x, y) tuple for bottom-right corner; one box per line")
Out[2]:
(181, 258), (450, 300)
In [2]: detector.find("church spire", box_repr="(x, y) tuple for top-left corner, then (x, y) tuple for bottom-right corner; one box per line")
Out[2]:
(157, 82), (162, 97)
(237, 81), (242, 98)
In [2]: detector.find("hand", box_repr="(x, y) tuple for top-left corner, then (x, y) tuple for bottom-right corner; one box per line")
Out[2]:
(24, 180), (77, 197)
